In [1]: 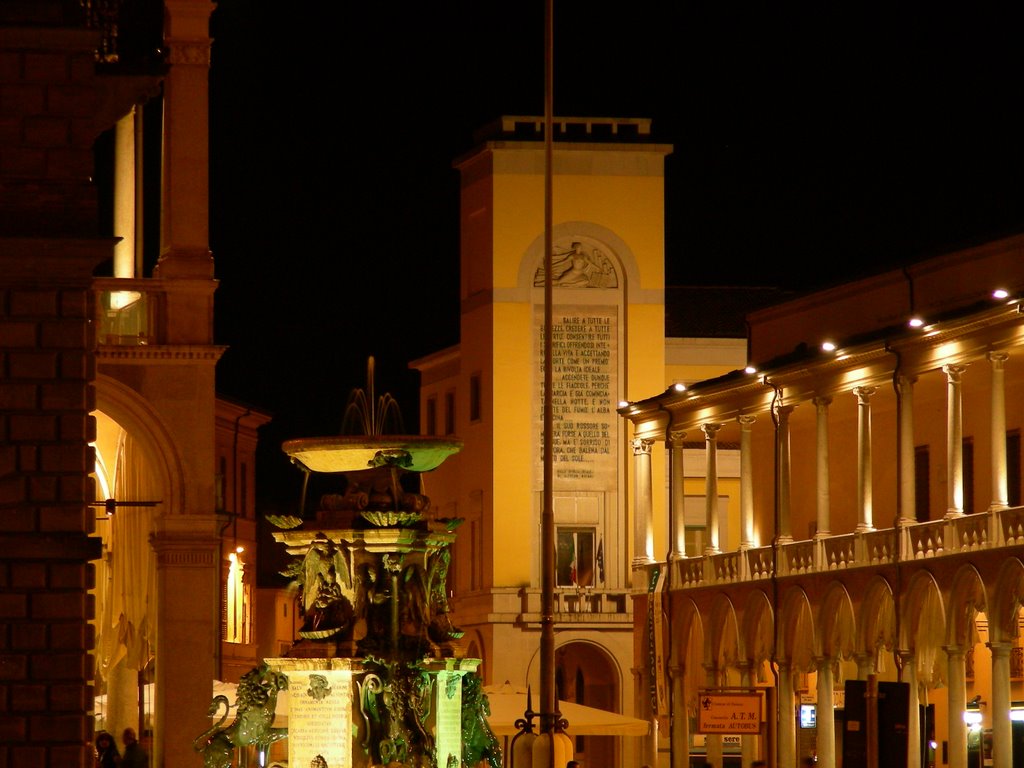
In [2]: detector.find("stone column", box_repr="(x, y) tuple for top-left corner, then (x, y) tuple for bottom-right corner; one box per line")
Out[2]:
(633, 437), (655, 567)
(702, 424), (722, 555)
(988, 352), (1009, 511)
(813, 396), (832, 539)
(737, 661), (757, 768)
(670, 665), (690, 768)
(156, 0), (214, 280)
(152, 522), (223, 768)
(776, 405), (795, 544)
(778, 661), (796, 768)
(854, 651), (874, 680)
(897, 375), (918, 525)
(739, 415), (756, 550)
(944, 364), (968, 518)
(853, 386), (876, 532)
(815, 657), (836, 768)
(945, 645), (968, 768)
(900, 651), (921, 768)
(669, 429), (687, 560)
(989, 641), (1012, 768)
(705, 664), (723, 768)
(114, 105), (141, 278)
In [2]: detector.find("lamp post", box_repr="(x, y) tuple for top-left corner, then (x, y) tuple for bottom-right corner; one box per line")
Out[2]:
(533, 1), (571, 766)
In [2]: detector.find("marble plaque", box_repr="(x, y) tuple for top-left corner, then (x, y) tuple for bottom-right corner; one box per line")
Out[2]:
(535, 305), (618, 489)
(434, 671), (463, 767)
(286, 670), (353, 768)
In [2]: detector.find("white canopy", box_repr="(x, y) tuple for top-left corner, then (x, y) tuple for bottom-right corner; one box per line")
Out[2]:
(481, 682), (649, 737)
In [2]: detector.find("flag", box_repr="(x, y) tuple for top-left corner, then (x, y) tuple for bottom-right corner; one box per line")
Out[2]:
(596, 537), (605, 583)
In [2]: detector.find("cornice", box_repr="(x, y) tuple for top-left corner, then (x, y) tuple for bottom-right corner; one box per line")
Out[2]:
(97, 344), (227, 364)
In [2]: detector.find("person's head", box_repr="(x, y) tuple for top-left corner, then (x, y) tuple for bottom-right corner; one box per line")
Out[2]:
(96, 731), (113, 749)
(122, 727), (137, 745)
(567, 762), (581, 768)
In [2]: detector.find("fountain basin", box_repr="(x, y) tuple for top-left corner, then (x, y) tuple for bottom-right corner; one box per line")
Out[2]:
(282, 435), (463, 474)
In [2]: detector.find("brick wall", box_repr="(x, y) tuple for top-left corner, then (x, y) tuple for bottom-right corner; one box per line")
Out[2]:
(0, 3), (130, 766)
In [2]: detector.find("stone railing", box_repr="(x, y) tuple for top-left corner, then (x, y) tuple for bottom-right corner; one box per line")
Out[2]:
(662, 505), (1024, 589)
(518, 587), (632, 624)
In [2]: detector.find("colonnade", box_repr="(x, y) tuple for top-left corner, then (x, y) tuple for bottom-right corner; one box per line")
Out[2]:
(630, 349), (1013, 564)
(628, 343), (1021, 768)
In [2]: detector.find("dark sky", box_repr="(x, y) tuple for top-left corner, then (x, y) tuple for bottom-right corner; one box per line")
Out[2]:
(205, 2), (1024, 508)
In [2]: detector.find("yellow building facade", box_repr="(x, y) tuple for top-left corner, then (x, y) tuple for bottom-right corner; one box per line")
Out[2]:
(412, 116), (737, 767)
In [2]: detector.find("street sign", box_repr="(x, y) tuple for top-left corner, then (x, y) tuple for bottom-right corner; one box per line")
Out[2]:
(697, 691), (763, 734)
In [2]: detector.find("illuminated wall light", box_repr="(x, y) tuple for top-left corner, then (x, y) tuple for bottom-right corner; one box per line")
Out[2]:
(908, 316), (924, 328)
(744, 365), (757, 374)
(993, 288), (1009, 299)
(821, 341), (836, 352)
(618, 400), (630, 408)
(1011, 710), (1024, 722)
(963, 710), (983, 727)
(673, 382), (686, 392)
(235, 545), (245, 554)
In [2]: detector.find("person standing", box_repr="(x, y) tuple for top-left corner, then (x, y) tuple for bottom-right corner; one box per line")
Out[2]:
(94, 730), (120, 768)
(120, 727), (148, 768)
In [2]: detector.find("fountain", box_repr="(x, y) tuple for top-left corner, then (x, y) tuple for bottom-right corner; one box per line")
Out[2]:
(194, 359), (501, 768)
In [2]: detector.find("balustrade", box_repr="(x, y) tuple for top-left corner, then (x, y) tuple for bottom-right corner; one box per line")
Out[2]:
(640, 505), (1024, 588)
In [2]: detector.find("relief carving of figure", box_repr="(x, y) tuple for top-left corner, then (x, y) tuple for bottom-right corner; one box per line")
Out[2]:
(534, 241), (618, 288)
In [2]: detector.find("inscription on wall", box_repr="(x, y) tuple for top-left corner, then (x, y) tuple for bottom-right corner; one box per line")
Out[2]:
(534, 305), (618, 490)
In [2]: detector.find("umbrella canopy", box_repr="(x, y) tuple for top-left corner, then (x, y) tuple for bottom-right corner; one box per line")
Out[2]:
(482, 682), (649, 737)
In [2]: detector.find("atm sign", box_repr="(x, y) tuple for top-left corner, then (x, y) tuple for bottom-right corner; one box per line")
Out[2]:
(697, 692), (763, 734)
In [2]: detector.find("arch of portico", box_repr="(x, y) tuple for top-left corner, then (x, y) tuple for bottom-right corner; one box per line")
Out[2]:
(95, 374), (185, 512)
(702, 595), (741, 768)
(811, 582), (856, 768)
(942, 565), (989, 768)
(668, 597), (704, 768)
(776, 586), (815, 768)
(986, 559), (1024, 768)
(740, 590), (776, 767)
(92, 374), (186, 757)
(854, 576), (896, 676)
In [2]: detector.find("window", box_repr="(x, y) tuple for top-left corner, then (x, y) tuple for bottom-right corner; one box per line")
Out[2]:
(685, 525), (706, 556)
(469, 372), (482, 423)
(444, 390), (456, 435)
(556, 528), (597, 587)
(426, 396), (437, 436)
(914, 445), (930, 522)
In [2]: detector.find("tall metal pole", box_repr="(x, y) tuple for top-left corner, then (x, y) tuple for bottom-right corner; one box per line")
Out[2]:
(540, 0), (556, 741)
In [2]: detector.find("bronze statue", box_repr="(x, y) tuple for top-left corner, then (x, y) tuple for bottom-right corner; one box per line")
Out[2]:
(192, 662), (288, 768)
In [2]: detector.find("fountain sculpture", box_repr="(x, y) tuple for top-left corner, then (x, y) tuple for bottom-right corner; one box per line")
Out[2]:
(194, 359), (501, 768)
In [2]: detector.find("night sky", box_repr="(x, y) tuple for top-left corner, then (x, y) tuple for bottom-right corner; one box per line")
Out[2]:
(204, 2), (1024, 509)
